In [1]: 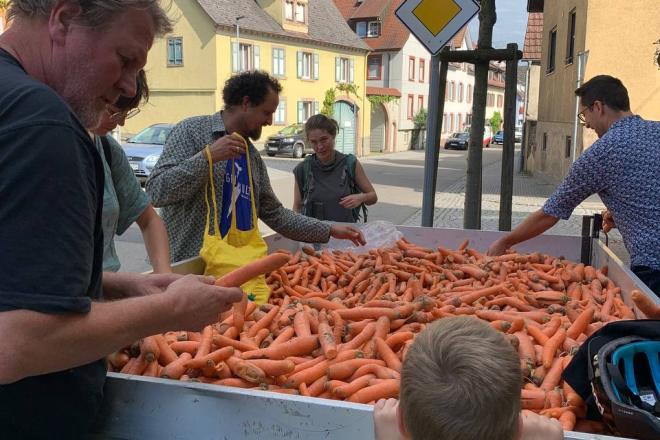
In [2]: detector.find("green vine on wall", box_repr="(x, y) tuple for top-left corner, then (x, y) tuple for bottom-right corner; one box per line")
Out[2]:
(321, 83), (360, 117)
(367, 94), (399, 107)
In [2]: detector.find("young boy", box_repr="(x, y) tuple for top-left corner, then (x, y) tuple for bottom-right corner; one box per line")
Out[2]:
(373, 317), (563, 440)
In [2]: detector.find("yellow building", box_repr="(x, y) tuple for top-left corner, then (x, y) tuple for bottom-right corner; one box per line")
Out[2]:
(126, 0), (371, 156)
(526, 0), (660, 180)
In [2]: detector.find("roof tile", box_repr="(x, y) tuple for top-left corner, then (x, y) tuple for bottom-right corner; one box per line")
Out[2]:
(523, 12), (543, 60)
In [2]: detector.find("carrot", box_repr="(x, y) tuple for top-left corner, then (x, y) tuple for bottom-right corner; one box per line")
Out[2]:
(563, 380), (584, 407)
(631, 289), (660, 318)
(184, 346), (235, 370)
(242, 335), (319, 360)
(542, 328), (566, 369)
(317, 321), (338, 360)
(347, 379), (399, 403)
(212, 334), (258, 353)
(293, 311), (312, 337)
(514, 331), (536, 365)
(107, 351), (130, 370)
(540, 357), (564, 392)
(326, 358), (386, 380)
(247, 305), (279, 337)
(216, 252), (291, 288)
(170, 341), (200, 355)
(521, 388), (547, 410)
(284, 360), (330, 388)
(336, 307), (399, 321)
(225, 356), (266, 384)
(375, 337), (402, 372)
(246, 359), (295, 377)
(385, 331), (414, 351)
(270, 326), (295, 346)
(160, 352), (193, 380)
(566, 307), (595, 340)
(558, 410), (577, 431)
(214, 378), (255, 388)
(302, 297), (346, 311)
(140, 336), (161, 363)
(341, 322), (376, 351)
(526, 324), (549, 345)
(333, 374), (376, 399)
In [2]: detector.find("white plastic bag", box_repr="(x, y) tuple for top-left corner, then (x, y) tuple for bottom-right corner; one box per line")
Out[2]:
(323, 220), (403, 252)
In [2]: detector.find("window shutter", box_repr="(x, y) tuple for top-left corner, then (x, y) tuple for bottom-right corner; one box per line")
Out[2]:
(297, 101), (304, 123)
(231, 42), (239, 73)
(253, 45), (260, 70)
(297, 52), (303, 78)
(335, 57), (341, 82)
(271, 48), (277, 75)
(349, 59), (354, 83)
(313, 101), (319, 115)
(313, 53), (319, 80)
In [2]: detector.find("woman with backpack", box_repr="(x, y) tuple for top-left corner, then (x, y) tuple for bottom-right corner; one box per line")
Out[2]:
(293, 114), (377, 222)
(90, 70), (172, 273)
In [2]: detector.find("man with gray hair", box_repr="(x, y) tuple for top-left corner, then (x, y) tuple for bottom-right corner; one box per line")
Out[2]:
(0, 2), (242, 437)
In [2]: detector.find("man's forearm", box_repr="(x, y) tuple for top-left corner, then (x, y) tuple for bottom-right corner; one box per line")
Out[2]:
(0, 294), (172, 384)
(499, 209), (559, 249)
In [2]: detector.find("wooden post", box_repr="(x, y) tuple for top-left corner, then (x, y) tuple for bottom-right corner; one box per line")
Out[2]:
(464, 0), (496, 230)
(499, 43), (520, 231)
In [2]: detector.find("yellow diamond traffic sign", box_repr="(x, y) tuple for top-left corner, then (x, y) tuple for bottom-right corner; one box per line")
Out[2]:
(413, 0), (460, 36)
(396, 0), (480, 55)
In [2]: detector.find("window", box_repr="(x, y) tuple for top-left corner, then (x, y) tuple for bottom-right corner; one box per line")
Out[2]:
(356, 22), (367, 37)
(458, 114), (463, 131)
(487, 93), (495, 107)
(565, 135), (572, 158)
(467, 84), (472, 103)
(285, 1), (294, 20)
(232, 43), (260, 72)
(458, 83), (464, 102)
(367, 55), (382, 80)
(407, 95), (414, 119)
(566, 9), (576, 64)
(419, 59), (425, 83)
(408, 57), (415, 81)
(295, 2), (306, 23)
(547, 27), (557, 73)
(336, 57), (354, 83)
(275, 99), (286, 124)
(297, 100), (318, 123)
(497, 95), (503, 108)
(448, 113), (454, 132)
(272, 48), (285, 77)
(466, 113), (472, 126)
(167, 37), (183, 66)
(442, 113), (447, 132)
(367, 21), (380, 37)
(418, 95), (424, 112)
(542, 132), (548, 151)
(448, 81), (455, 101)
(297, 51), (318, 80)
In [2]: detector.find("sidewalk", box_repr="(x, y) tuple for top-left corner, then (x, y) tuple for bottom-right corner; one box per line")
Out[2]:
(403, 150), (630, 265)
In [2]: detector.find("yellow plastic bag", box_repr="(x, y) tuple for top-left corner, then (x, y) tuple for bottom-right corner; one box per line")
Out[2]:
(199, 143), (270, 304)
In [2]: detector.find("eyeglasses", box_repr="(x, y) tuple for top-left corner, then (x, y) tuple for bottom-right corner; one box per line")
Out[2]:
(577, 103), (595, 124)
(108, 107), (140, 123)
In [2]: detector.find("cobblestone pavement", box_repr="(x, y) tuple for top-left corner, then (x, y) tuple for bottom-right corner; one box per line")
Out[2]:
(403, 151), (630, 265)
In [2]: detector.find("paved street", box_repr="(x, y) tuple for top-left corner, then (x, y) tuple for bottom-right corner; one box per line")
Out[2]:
(115, 146), (628, 273)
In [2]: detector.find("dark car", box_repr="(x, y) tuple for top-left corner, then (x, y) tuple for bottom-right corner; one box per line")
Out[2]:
(444, 132), (470, 150)
(491, 130), (504, 145)
(265, 124), (311, 158)
(122, 123), (174, 184)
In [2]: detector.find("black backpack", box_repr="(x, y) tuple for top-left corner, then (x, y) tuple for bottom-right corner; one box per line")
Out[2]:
(300, 154), (367, 222)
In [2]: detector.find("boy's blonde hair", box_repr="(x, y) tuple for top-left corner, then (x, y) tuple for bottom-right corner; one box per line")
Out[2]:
(400, 316), (521, 440)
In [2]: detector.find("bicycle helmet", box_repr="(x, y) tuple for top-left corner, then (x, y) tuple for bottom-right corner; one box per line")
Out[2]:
(589, 335), (660, 439)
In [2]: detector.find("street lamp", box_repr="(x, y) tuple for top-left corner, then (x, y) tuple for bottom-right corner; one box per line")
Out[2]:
(236, 15), (245, 71)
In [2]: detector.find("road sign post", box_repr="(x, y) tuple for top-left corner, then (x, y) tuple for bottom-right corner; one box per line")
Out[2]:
(396, 0), (480, 227)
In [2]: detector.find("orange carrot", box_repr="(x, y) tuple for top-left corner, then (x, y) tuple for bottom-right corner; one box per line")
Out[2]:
(140, 336), (161, 363)
(212, 334), (258, 353)
(318, 321), (338, 360)
(242, 335), (319, 360)
(540, 357), (564, 392)
(246, 359), (295, 377)
(225, 356), (266, 383)
(216, 252), (291, 288)
(333, 374), (376, 399)
(247, 305), (279, 337)
(375, 337), (402, 372)
(293, 311), (312, 337)
(284, 360), (330, 388)
(558, 410), (577, 431)
(521, 388), (547, 410)
(169, 341), (200, 355)
(566, 307), (595, 340)
(542, 328), (566, 369)
(160, 352), (193, 379)
(346, 379), (399, 403)
(326, 358), (386, 380)
(184, 346), (235, 370)
(631, 289), (660, 318)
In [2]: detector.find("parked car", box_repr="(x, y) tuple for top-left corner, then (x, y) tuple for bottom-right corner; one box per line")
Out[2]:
(515, 128), (522, 143)
(444, 132), (470, 150)
(122, 123), (174, 183)
(265, 124), (311, 158)
(491, 130), (504, 145)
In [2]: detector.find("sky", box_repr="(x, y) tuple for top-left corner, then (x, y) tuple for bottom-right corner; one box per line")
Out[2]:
(467, 0), (528, 49)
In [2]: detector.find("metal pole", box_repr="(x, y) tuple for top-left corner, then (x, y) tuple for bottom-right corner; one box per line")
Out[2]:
(571, 51), (586, 162)
(421, 50), (449, 227)
(499, 44), (519, 231)
(520, 60), (531, 172)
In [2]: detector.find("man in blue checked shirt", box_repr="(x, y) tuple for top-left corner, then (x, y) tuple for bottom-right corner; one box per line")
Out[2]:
(488, 75), (660, 298)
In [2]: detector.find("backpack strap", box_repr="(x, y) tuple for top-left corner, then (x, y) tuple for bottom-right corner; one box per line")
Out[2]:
(344, 154), (368, 222)
(299, 156), (314, 217)
(100, 135), (112, 167)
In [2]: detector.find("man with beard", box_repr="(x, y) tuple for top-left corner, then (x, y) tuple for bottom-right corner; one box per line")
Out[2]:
(147, 70), (366, 265)
(0, 1), (242, 437)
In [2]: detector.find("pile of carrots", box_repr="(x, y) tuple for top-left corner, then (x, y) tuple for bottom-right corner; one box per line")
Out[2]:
(108, 238), (660, 435)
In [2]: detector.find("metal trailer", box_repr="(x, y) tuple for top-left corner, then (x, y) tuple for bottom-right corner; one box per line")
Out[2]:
(92, 224), (658, 440)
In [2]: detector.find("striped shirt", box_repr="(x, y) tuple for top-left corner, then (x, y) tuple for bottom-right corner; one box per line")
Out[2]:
(543, 116), (660, 269)
(146, 111), (331, 263)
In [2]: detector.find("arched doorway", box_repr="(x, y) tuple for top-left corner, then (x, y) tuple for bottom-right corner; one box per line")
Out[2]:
(333, 100), (356, 155)
(370, 103), (386, 152)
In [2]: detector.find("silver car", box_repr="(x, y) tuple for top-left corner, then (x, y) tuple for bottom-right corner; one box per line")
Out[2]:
(122, 123), (173, 184)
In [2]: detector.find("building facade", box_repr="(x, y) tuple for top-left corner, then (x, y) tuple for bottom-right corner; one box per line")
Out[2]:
(126, 0), (371, 156)
(527, 0), (660, 180)
(334, 0), (476, 152)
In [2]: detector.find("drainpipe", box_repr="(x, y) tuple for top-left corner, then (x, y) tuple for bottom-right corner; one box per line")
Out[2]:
(519, 60), (531, 172)
(571, 51), (587, 162)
